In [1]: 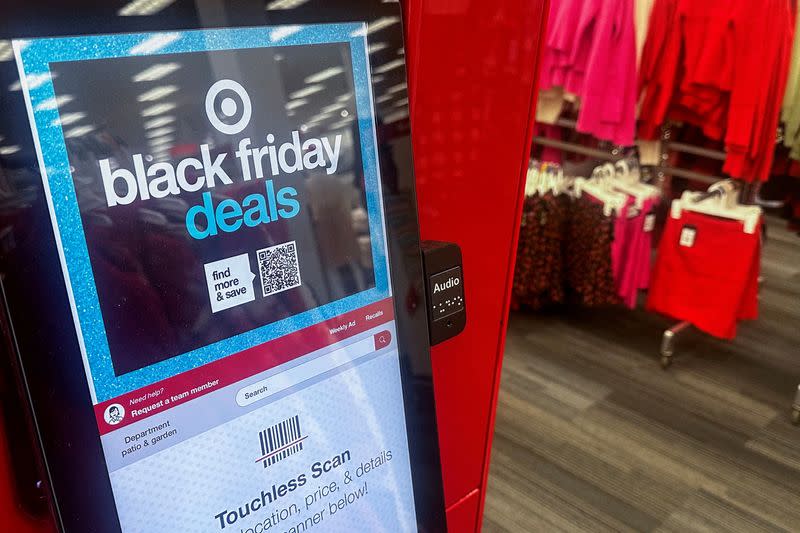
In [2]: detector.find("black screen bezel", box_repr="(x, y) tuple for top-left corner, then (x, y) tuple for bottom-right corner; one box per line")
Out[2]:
(0, 1), (446, 531)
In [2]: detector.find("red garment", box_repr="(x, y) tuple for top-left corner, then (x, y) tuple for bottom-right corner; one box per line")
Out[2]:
(639, 0), (795, 182)
(646, 211), (761, 339)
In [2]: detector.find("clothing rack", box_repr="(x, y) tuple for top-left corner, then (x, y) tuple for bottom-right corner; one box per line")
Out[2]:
(532, 136), (619, 162)
(533, 119), (727, 186)
(531, 121), (762, 371)
(666, 141), (727, 161)
(532, 123), (793, 421)
(655, 128), (753, 369)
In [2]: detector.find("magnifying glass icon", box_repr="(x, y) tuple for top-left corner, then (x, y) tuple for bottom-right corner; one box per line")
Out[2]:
(373, 331), (392, 350)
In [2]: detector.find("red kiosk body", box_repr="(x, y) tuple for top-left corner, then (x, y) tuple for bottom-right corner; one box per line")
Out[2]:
(404, 0), (548, 530)
(0, 1), (549, 531)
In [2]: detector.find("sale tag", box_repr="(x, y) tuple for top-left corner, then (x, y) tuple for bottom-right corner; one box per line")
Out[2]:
(679, 225), (697, 247)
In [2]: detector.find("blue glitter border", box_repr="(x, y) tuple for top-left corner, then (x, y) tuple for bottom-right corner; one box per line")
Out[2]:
(15, 24), (390, 403)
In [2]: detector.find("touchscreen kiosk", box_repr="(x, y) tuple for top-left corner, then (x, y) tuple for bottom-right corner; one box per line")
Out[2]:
(0, 2), (446, 532)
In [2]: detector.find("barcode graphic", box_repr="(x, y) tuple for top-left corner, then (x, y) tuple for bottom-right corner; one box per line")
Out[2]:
(256, 415), (306, 468)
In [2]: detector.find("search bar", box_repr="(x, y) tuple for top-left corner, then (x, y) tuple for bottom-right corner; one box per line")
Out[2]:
(236, 331), (391, 407)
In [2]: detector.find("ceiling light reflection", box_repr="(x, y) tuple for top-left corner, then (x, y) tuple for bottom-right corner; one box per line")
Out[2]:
(142, 102), (177, 117)
(138, 85), (179, 102)
(374, 59), (404, 74)
(133, 63), (181, 82)
(369, 42), (388, 54)
(118, 0), (176, 16)
(386, 82), (407, 94)
(350, 16), (399, 37)
(146, 127), (175, 138)
(10, 72), (57, 92)
(144, 116), (176, 129)
(290, 85), (324, 99)
(285, 99), (308, 111)
(321, 102), (346, 114)
(52, 112), (86, 127)
(0, 145), (21, 155)
(0, 41), (13, 62)
(64, 125), (95, 138)
(383, 110), (409, 124)
(305, 67), (344, 84)
(266, 0), (309, 9)
(35, 95), (75, 111)
(270, 26), (302, 42)
(129, 33), (180, 56)
(150, 137), (174, 147)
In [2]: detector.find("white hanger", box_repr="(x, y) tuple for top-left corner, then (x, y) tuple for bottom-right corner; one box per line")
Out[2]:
(525, 162), (564, 197)
(575, 175), (627, 217)
(542, 164), (564, 196)
(670, 180), (761, 234)
(525, 161), (540, 197)
(612, 159), (660, 209)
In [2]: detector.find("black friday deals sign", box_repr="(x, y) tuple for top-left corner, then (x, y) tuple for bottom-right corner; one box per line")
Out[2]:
(14, 25), (389, 400)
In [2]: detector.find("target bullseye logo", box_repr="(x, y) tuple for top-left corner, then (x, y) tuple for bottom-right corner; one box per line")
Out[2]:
(205, 79), (252, 135)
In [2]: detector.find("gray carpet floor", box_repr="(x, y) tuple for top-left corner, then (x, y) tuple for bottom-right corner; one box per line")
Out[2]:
(483, 216), (800, 532)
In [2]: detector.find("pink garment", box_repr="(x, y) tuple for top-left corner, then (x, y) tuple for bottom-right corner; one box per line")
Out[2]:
(616, 197), (659, 308)
(540, 0), (637, 146)
(540, 0), (597, 93)
(582, 192), (659, 309)
(576, 0), (638, 146)
(611, 196), (636, 287)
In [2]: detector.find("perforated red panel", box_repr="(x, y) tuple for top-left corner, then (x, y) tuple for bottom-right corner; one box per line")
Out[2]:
(403, 0), (549, 529)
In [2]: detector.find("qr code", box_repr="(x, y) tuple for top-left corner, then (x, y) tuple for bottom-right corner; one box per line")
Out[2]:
(257, 241), (302, 297)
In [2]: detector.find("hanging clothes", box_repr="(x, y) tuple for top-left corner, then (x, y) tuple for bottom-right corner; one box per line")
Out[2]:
(639, 0), (795, 182)
(783, 6), (800, 159)
(611, 197), (660, 308)
(646, 211), (761, 339)
(610, 196), (636, 290)
(564, 195), (621, 307)
(540, 0), (638, 146)
(512, 193), (569, 310)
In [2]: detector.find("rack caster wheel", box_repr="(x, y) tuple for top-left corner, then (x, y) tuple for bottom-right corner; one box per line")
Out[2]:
(792, 408), (800, 426)
(660, 355), (672, 369)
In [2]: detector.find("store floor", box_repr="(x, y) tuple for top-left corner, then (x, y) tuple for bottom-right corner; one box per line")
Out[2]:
(483, 217), (800, 532)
